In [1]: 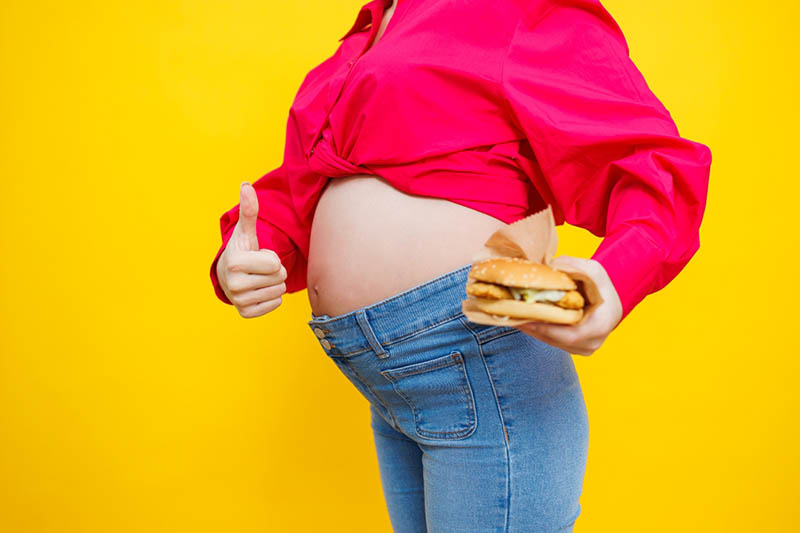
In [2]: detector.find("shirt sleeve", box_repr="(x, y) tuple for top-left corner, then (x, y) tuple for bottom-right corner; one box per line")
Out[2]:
(499, 3), (712, 322)
(209, 112), (310, 305)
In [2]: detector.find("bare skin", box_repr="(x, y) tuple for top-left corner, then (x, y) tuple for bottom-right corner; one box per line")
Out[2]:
(371, 0), (396, 50)
(306, 175), (507, 317)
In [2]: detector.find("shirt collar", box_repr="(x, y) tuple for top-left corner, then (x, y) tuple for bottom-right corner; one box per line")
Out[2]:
(338, 0), (394, 42)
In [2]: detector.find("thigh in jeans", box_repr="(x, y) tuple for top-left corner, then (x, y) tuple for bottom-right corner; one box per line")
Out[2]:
(369, 404), (427, 533)
(472, 323), (589, 532)
(338, 316), (588, 532)
(370, 317), (510, 531)
(381, 319), (589, 532)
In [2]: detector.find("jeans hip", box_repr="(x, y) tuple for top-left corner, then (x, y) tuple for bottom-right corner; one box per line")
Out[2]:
(305, 262), (582, 445)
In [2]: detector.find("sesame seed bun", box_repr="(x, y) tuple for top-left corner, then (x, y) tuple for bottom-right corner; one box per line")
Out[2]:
(468, 257), (577, 291)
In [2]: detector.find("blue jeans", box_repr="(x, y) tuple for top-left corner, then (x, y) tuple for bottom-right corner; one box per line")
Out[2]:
(307, 263), (589, 532)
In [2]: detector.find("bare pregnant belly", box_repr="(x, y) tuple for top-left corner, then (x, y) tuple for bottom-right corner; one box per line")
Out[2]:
(306, 174), (508, 318)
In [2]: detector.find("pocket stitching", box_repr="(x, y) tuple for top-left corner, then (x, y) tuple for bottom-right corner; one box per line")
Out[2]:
(481, 327), (523, 344)
(459, 317), (522, 344)
(381, 351), (477, 439)
(382, 352), (461, 380)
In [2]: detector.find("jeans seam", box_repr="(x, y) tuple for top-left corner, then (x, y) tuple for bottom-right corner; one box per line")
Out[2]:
(461, 320), (522, 344)
(380, 313), (464, 349)
(381, 352), (461, 380)
(341, 357), (399, 428)
(459, 316), (510, 533)
(482, 328), (523, 344)
(370, 426), (417, 443)
(333, 313), (464, 357)
(332, 346), (371, 358)
(369, 404), (408, 439)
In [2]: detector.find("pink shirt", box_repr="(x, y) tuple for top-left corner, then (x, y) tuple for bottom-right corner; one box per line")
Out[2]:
(210, 0), (712, 322)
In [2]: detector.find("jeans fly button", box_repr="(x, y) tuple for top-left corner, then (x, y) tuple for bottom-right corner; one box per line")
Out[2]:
(320, 339), (332, 350)
(313, 327), (326, 338)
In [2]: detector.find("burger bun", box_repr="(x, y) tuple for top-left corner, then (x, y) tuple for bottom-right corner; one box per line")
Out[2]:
(471, 297), (584, 325)
(468, 257), (577, 291)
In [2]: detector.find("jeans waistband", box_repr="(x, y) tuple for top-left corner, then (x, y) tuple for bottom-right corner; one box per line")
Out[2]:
(307, 262), (473, 359)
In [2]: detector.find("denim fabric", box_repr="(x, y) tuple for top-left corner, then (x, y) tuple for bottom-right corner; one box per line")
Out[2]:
(307, 263), (589, 532)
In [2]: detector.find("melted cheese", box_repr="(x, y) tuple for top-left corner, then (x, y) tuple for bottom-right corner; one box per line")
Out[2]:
(508, 287), (566, 303)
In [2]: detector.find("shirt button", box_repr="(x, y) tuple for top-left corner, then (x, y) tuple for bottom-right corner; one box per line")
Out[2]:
(320, 339), (332, 350)
(313, 327), (325, 338)
(309, 148), (315, 156)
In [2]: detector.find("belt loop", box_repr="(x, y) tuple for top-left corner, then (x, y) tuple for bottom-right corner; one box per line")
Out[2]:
(355, 310), (388, 359)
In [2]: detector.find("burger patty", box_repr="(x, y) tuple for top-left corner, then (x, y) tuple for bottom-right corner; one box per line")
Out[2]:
(557, 290), (585, 310)
(465, 281), (513, 300)
(466, 281), (584, 310)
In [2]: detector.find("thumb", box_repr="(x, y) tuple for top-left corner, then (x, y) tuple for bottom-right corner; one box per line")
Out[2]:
(549, 255), (584, 272)
(234, 181), (259, 251)
(549, 255), (573, 266)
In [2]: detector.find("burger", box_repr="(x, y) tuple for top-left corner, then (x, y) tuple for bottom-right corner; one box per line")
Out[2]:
(465, 257), (586, 324)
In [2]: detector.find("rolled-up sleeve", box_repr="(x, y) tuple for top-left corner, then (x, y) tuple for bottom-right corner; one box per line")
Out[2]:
(499, 3), (712, 321)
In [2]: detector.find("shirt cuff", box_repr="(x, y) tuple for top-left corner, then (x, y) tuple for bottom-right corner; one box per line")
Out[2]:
(590, 223), (667, 322)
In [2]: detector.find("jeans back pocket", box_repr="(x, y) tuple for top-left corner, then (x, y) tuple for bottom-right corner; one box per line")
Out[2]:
(380, 351), (477, 440)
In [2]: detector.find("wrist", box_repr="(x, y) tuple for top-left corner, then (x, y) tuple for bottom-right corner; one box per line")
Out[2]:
(588, 258), (623, 331)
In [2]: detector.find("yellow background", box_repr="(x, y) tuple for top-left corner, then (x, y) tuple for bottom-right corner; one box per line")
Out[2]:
(1, 0), (796, 531)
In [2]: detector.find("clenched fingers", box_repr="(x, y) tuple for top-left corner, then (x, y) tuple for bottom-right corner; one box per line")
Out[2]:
(237, 297), (283, 319)
(226, 249), (283, 274)
(515, 322), (601, 356)
(226, 271), (287, 293)
(229, 282), (287, 308)
(225, 267), (287, 293)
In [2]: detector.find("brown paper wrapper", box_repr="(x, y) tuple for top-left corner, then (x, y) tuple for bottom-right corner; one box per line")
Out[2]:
(461, 205), (604, 327)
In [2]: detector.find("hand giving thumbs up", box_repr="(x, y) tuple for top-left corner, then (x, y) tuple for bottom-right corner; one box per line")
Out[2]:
(217, 182), (288, 318)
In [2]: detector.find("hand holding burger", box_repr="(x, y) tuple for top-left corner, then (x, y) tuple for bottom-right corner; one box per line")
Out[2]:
(465, 255), (623, 355)
(517, 256), (622, 356)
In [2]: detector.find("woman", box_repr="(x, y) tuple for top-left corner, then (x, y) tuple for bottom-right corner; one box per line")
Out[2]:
(209, 0), (711, 530)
